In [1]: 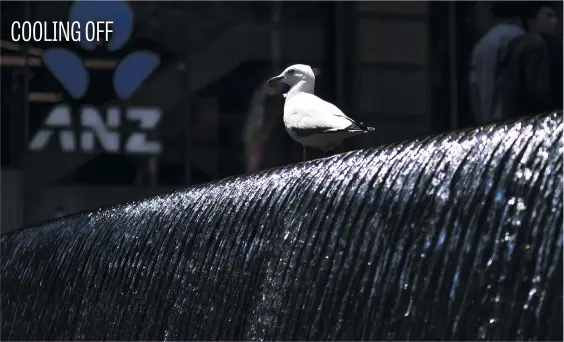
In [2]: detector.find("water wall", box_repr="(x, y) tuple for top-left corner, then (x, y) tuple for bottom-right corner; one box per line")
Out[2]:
(1, 113), (562, 341)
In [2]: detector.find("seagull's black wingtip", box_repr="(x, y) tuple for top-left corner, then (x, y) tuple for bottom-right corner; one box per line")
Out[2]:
(358, 121), (375, 132)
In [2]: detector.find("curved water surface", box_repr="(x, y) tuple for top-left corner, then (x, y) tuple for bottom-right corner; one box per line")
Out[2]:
(1, 113), (562, 340)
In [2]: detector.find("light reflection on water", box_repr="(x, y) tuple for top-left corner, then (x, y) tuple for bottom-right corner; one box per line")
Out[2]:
(1, 113), (562, 341)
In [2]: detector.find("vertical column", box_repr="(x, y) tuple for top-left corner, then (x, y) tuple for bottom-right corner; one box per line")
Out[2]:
(22, 1), (33, 226)
(0, 170), (24, 234)
(199, 96), (219, 179)
(352, 1), (431, 146)
(187, 95), (220, 181)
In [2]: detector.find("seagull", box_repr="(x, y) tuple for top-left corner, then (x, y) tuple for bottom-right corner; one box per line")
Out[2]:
(266, 64), (374, 161)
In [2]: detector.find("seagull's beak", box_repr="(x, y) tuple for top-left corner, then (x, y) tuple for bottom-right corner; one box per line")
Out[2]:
(266, 75), (285, 86)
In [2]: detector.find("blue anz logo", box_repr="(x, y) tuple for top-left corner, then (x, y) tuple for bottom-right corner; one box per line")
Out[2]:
(42, 0), (160, 99)
(30, 0), (163, 155)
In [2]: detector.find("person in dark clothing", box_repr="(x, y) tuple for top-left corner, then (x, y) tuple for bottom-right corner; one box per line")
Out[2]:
(546, 2), (563, 110)
(549, 39), (563, 110)
(469, 2), (525, 125)
(501, 2), (560, 119)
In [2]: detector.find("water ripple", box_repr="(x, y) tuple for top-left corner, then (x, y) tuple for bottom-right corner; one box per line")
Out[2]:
(1, 113), (562, 340)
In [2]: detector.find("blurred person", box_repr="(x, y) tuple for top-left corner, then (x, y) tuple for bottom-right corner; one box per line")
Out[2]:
(243, 79), (280, 173)
(548, 7), (563, 111)
(501, 2), (560, 119)
(549, 41), (563, 112)
(469, 2), (525, 125)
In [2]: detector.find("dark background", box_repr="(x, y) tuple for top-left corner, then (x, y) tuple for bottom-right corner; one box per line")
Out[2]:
(1, 1), (562, 232)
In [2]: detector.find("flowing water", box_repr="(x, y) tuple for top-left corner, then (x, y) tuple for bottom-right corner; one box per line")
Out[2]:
(1, 113), (562, 341)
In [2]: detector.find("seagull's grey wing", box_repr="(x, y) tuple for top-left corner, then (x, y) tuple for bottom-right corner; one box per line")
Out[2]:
(285, 95), (354, 132)
(291, 123), (365, 137)
(286, 94), (369, 137)
(319, 98), (375, 132)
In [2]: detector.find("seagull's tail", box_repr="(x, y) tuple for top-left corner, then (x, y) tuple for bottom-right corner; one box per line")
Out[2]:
(358, 121), (375, 133)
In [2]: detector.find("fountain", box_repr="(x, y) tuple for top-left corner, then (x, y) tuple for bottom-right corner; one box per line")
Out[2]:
(1, 113), (562, 340)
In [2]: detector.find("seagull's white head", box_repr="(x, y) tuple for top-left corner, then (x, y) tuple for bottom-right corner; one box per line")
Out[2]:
(267, 64), (318, 91)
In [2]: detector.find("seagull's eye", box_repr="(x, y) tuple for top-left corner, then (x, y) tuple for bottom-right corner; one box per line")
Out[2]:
(287, 69), (295, 75)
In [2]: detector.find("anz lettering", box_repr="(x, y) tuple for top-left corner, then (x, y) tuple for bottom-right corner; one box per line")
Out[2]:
(29, 105), (163, 154)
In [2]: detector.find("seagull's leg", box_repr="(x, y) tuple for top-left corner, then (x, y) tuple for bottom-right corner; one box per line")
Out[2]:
(302, 146), (307, 162)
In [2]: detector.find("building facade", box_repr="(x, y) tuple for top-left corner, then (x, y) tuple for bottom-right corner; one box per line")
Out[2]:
(1, 1), (474, 232)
